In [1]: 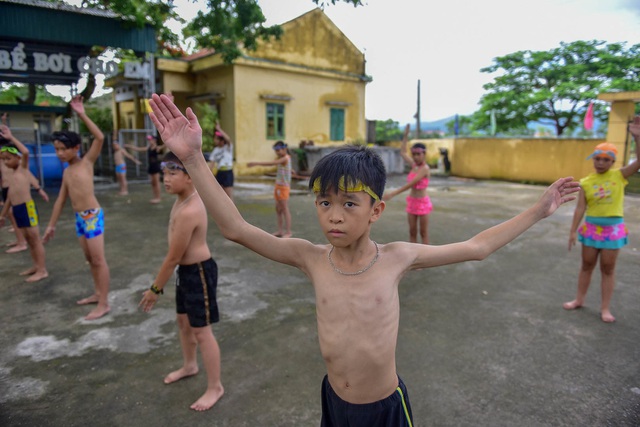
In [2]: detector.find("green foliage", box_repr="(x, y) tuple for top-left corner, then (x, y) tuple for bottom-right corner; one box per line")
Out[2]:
(0, 83), (66, 106)
(80, 106), (113, 134)
(374, 119), (403, 144)
(195, 103), (219, 153)
(478, 40), (640, 136)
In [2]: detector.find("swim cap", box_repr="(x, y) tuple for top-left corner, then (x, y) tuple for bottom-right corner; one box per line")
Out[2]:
(586, 142), (617, 161)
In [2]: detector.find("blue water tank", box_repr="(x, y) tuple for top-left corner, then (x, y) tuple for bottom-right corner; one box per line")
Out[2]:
(25, 143), (65, 187)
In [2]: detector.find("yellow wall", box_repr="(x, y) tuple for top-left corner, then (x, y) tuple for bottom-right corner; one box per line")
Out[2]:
(446, 137), (605, 183)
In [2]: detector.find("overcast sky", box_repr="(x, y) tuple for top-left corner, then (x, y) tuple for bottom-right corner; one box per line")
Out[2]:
(67, 0), (640, 124)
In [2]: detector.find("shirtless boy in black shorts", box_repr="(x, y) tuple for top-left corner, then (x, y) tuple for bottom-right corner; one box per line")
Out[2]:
(139, 151), (224, 412)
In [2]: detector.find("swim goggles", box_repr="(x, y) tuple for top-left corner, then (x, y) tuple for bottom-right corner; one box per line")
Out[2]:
(160, 161), (187, 173)
(0, 146), (21, 156)
(313, 176), (380, 201)
(586, 149), (616, 161)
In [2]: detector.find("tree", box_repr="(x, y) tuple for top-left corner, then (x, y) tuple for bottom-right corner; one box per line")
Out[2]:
(374, 119), (404, 144)
(477, 40), (640, 136)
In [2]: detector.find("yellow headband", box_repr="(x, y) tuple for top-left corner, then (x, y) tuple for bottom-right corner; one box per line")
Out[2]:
(313, 176), (380, 201)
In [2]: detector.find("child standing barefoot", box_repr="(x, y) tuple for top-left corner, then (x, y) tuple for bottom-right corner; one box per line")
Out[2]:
(147, 94), (578, 425)
(43, 96), (111, 320)
(247, 140), (293, 237)
(112, 136), (141, 196)
(139, 152), (224, 411)
(563, 119), (640, 323)
(383, 124), (432, 243)
(0, 126), (48, 282)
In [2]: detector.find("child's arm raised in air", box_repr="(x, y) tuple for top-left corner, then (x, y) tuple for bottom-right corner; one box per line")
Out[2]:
(148, 94), (313, 269)
(69, 95), (104, 163)
(121, 147), (142, 165)
(0, 125), (29, 169)
(622, 115), (640, 179)
(399, 124), (412, 165)
(403, 177), (580, 269)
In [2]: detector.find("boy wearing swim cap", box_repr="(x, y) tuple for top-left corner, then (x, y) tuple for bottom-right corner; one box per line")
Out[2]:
(147, 93), (579, 426)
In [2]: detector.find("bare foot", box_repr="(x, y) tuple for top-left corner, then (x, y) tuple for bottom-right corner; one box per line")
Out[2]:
(562, 300), (582, 310)
(5, 240), (18, 247)
(84, 305), (110, 320)
(281, 232), (292, 238)
(6, 244), (27, 254)
(77, 295), (99, 305)
(19, 266), (37, 276)
(272, 231), (283, 237)
(190, 386), (224, 411)
(25, 271), (49, 282)
(601, 310), (616, 323)
(149, 198), (161, 204)
(164, 366), (199, 384)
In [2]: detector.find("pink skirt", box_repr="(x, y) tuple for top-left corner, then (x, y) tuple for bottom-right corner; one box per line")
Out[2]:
(406, 196), (433, 216)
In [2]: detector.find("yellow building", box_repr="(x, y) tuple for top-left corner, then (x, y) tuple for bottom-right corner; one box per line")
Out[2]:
(109, 8), (370, 175)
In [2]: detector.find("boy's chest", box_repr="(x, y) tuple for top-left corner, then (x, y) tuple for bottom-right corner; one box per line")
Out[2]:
(64, 162), (92, 180)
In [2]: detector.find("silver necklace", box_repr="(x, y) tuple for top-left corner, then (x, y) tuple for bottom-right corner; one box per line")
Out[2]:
(328, 241), (379, 276)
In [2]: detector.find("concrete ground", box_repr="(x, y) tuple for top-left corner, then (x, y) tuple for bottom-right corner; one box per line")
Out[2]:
(0, 173), (639, 427)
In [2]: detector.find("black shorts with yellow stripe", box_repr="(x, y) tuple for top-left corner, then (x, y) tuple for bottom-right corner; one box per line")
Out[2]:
(176, 258), (220, 328)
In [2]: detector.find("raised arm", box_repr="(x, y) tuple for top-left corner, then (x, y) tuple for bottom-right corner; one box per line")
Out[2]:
(215, 122), (232, 144)
(409, 177), (579, 269)
(399, 124), (412, 165)
(148, 94), (313, 268)
(622, 115), (640, 178)
(69, 96), (104, 163)
(0, 125), (29, 169)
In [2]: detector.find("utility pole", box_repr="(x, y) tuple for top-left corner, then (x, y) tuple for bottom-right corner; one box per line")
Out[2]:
(415, 79), (421, 138)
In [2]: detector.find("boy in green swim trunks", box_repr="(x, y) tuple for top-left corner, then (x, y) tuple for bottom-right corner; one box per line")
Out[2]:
(147, 93), (579, 426)
(0, 126), (48, 282)
(43, 95), (111, 321)
(139, 151), (224, 412)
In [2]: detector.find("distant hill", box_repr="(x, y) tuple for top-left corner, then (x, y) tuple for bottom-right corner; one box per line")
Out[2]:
(407, 116), (455, 132)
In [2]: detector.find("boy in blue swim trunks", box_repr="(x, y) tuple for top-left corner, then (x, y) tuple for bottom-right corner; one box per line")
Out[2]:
(43, 96), (111, 320)
(139, 151), (224, 412)
(0, 126), (48, 282)
(112, 136), (141, 195)
(148, 94), (579, 426)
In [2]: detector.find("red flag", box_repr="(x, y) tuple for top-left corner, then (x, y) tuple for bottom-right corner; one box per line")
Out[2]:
(584, 102), (594, 131)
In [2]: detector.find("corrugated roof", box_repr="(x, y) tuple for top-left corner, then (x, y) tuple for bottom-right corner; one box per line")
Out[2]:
(0, 0), (120, 19)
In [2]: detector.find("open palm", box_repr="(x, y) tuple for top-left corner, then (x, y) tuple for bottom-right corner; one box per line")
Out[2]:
(148, 94), (203, 160)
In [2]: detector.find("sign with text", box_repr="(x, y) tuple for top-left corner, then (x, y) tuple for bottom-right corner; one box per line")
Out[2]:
(0, 40), (119, 85)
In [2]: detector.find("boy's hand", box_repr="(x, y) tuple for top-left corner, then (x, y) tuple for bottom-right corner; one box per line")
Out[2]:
(148, 93), (203, 161)
(537, 177), (580, 218)
(38, 189), (49, 202)
(42, 226), (55, 243)
(139, 290), (159, 312)
(69, 95), (86, 115)
(0, 124), (13, 140)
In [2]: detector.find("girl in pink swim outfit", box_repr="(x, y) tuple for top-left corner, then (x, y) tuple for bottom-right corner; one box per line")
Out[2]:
(383, 124), (432, 243)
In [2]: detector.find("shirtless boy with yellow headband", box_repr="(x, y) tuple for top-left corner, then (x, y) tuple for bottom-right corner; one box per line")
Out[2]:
(148, 93), (579, 426)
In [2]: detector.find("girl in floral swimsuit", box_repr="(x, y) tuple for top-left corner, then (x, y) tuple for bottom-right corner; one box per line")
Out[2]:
(383, 124), (432, 243)
(563, 127), (640, 323)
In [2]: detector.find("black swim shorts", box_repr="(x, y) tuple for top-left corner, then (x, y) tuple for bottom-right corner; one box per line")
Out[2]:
(175, 258), (220, 328)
